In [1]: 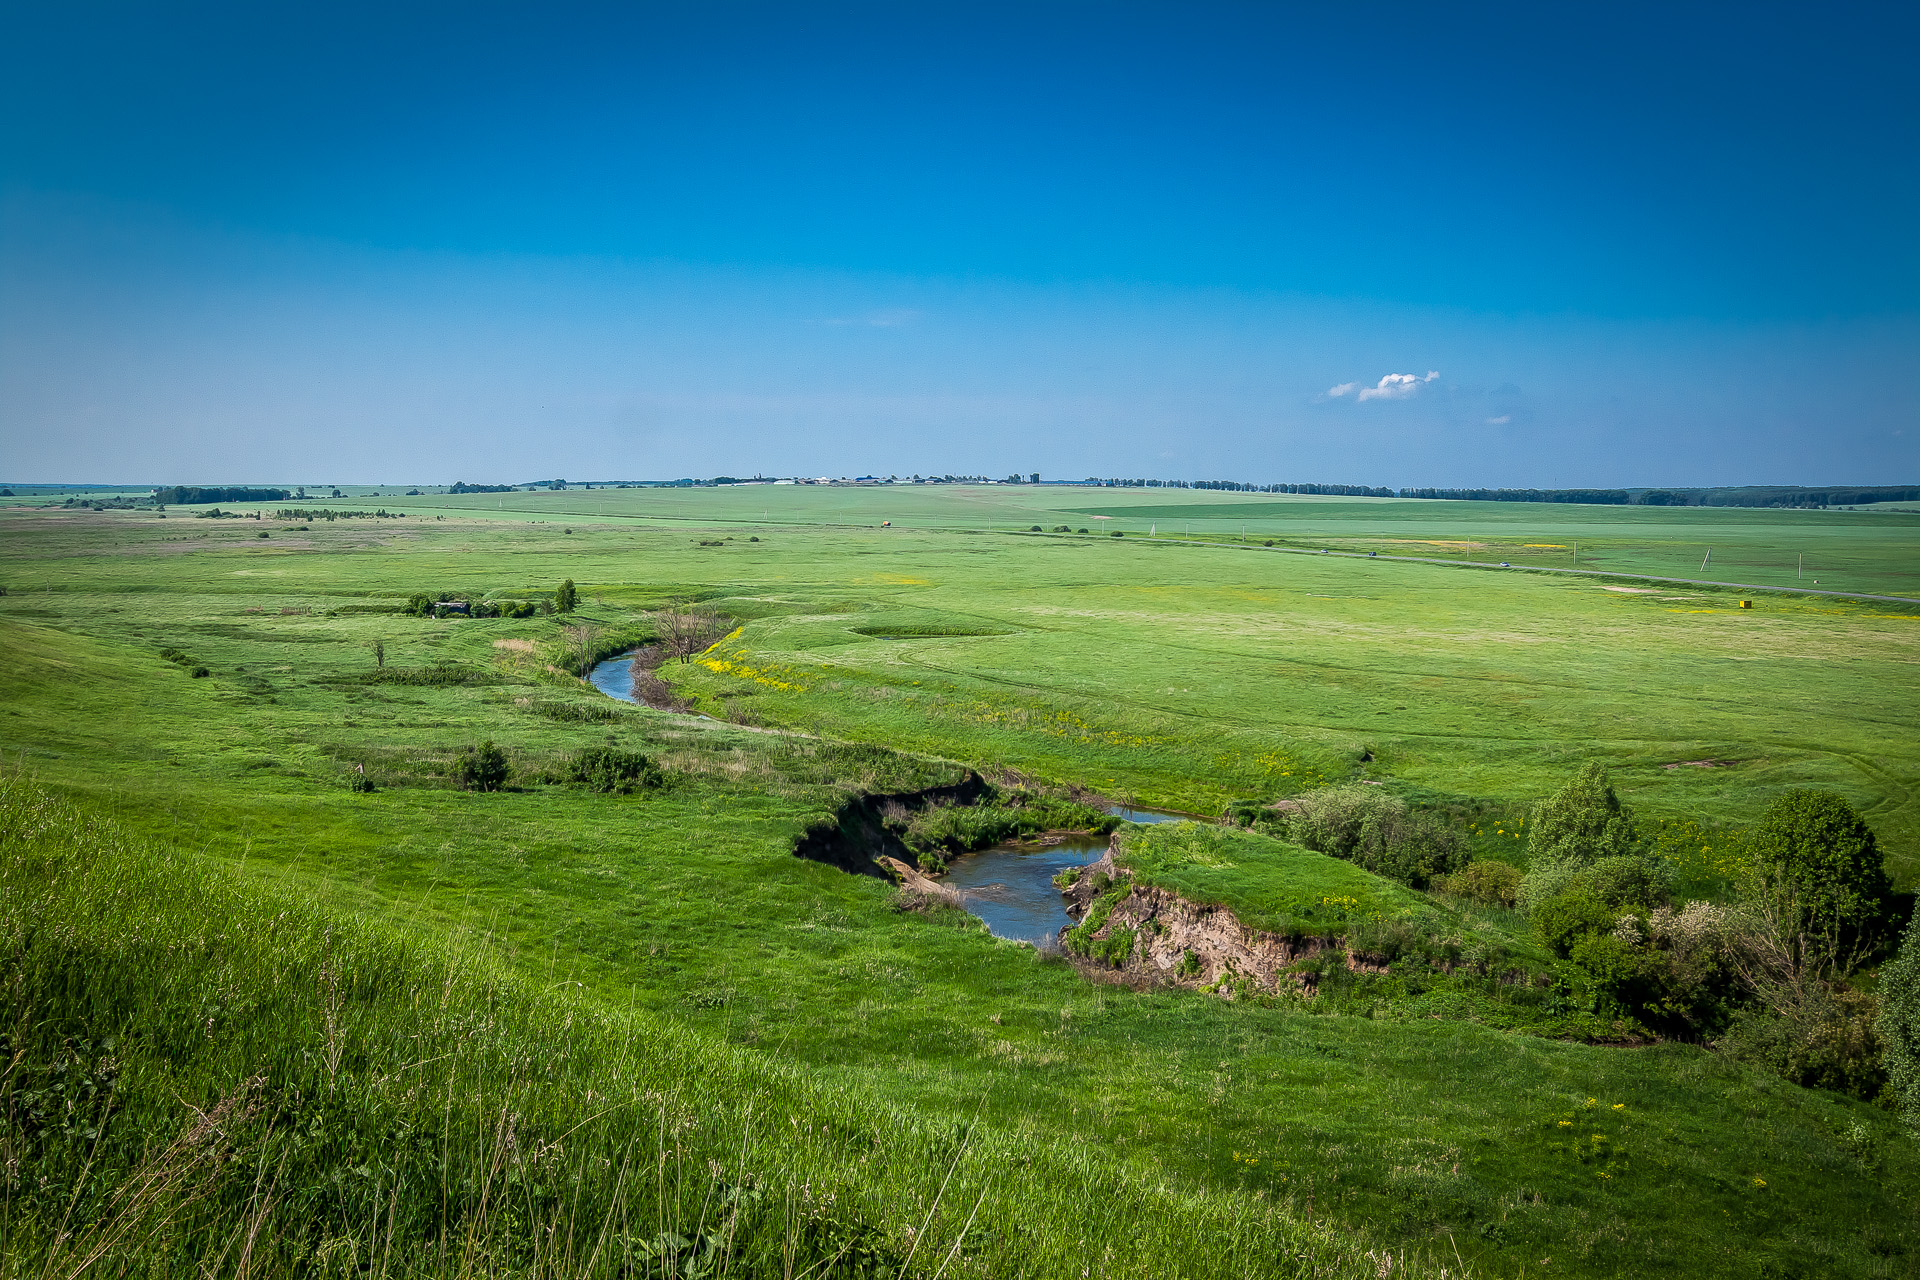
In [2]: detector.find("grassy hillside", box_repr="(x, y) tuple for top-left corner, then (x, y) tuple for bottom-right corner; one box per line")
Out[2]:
(1, 500), (1916, 1275)
(0, 777), (1389, 1279)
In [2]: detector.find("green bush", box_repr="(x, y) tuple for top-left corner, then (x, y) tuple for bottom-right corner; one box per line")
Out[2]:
(451, 740), (510, 792)
(554, 578), (578, 613)
(404, 592), (436, 617)
(189, 665), (210, 678)
(1439, 860), (1522, 908)
(1280, 785), (1465, 889)
(1582, 855), (1673, 911)
(1742, 790), (1892, 974)
(550, 746), (662, 794)
(1877, 912), (1920, 1134)
(1722, 987), (1887, 1099)
(1533, 889), (1617, 959)
(1527, 762), (1640, 866)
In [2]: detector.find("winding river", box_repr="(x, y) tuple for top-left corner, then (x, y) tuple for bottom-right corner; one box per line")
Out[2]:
(587, 651), (1194, 942)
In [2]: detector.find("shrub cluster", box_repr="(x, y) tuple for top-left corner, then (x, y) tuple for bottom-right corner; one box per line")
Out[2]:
(1259, 786), (1467, 889)
(403, 593), (545, 618)
(451, 741), (510, 792)
(1511, 766), (1904, 1077)
(542, 746), (663, 794)
(158, 646), (210, 678)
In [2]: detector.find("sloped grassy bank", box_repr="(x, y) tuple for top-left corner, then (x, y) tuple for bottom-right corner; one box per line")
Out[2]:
(1060, 822), (1639, 1040)
(0, 778), (1415, 1280)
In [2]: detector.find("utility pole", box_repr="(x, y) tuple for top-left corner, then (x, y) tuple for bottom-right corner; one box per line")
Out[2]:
(1701, 548), (1712, 571)
(1798, 553), (1803, 580)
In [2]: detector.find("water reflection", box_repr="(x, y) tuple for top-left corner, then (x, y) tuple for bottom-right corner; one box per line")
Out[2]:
(586, 651), (639, 703)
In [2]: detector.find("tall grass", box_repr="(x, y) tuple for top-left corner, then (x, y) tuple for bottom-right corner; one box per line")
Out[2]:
(0, 777), (1440, 1279)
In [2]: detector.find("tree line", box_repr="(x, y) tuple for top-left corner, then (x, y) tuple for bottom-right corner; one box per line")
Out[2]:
(151, 486), (291, 504)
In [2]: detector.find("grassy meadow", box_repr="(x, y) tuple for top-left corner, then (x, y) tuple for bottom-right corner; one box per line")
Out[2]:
(2, 488), (1918, 1277)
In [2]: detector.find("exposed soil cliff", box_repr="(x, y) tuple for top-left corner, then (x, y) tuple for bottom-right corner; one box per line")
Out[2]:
(1060, 840), (1379, 998)
(790, 772), (991, 879)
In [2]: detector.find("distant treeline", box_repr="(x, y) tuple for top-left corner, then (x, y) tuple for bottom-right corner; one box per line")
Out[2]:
(1081, 479), (1919, 507)
(1633, 485), (1920, 508)
(447, 481), (516, 494)
(152, 486), (290, 505)
(1401, 487), (1630, 504)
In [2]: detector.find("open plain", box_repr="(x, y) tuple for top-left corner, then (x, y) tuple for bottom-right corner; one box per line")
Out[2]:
(3, 486), (1917, 1278)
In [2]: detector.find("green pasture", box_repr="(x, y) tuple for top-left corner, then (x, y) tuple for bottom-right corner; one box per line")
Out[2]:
(1, 498), (1917, 1276)
(188, 481), (1920, 599)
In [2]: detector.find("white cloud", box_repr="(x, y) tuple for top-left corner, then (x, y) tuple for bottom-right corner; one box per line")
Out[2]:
(1486, 414), (1511, 424)
(1326, 381), (1359, 397)
(1355, 370), (1440, 402)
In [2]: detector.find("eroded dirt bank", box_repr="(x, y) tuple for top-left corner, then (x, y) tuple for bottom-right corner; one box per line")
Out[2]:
(1059, 842), (1372, 997)
(790, 772), (990, 879)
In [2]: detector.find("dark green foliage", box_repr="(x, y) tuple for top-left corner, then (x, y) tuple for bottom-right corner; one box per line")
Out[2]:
(1534, 889), (1618, 959)
(554, 579), (578, 613)
(1223, 797), (1269, 827)
(549, 746), (662, 794)
(452, 740), (510, 792)
(1029, 525), (1043, 531)
(1052, 525), (1070, 532)
(152, 486), (290, 504)
(404, 592), (435, 617)
(1743, 790), (1892, 974)
(1722, 987), (1887, 1099)
(348, 771), (376, 793)
(189, 665), (210, 678)
(1109, 530), (1124, 537)
(1877, 913), (1920, 1134)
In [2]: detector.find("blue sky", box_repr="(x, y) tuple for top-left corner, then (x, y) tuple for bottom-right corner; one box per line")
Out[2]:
(2, 1), (1914, 485)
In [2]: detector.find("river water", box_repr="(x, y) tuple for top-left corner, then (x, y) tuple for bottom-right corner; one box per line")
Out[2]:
(585, 652), (1196, 943)
(586, 650), (642, 703)
(944, 806), (1189, 945)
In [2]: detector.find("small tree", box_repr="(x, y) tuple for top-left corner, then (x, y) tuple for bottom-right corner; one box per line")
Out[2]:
(372, 638), (385, 668)
(1878, 912), (1920, 1135)
(554, 579), (578, 613)
(562, 622), (602, 677)
(452, 741), (510, 792)
(1527, 762), (1639, 866)
(1519, 763), (1645, 912)
(656, 609), (730, 664)
(1740, 790), (1891, 981)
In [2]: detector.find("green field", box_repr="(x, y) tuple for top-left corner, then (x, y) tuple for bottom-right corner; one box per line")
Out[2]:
(2, 489), (1917, 1277)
